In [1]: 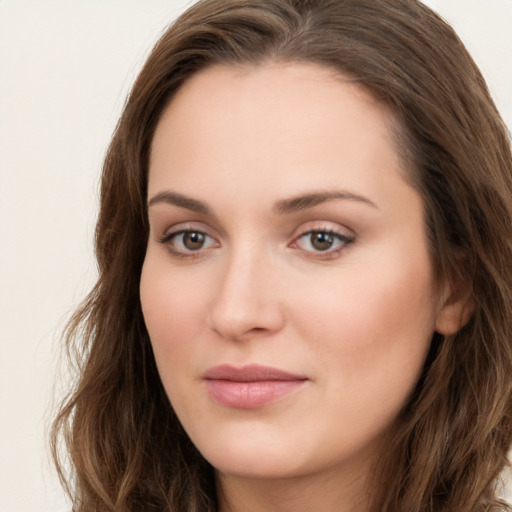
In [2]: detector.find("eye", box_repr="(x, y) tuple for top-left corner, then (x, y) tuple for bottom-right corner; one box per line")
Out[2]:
(292, 229), (354, 257)
(159, 229), (219, 257)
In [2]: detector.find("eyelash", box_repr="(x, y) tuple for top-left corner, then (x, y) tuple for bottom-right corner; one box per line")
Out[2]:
(157, 227), (355, 260)
(158, 229), (219, 259)
(290, 229), (355, 259)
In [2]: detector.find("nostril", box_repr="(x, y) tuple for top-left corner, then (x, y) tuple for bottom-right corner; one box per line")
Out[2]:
(248, 327), (266, 334)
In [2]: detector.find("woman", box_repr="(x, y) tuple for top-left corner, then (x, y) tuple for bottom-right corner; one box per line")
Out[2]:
(51, 0), (512, 511)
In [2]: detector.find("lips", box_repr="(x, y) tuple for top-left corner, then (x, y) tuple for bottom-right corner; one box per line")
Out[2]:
(203, 364), (308, 409)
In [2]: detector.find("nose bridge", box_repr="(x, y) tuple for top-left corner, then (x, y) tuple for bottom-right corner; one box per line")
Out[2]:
(208, 238), (283, 340)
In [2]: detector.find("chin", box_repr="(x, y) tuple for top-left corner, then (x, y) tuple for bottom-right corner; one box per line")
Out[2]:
(194, 431), (308, 479)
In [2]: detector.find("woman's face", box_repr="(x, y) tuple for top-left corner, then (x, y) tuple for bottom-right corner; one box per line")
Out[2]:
(141, 63), (449, 486)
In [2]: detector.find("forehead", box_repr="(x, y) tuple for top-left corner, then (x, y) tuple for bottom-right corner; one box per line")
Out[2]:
(154, 62), (393, 138)
(148, 62), (411, 211)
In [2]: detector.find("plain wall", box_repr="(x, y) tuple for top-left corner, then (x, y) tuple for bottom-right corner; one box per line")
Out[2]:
(1, 1), (511, 511)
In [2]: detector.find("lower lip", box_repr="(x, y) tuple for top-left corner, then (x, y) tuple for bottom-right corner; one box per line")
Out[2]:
(205, 379), (307, 409)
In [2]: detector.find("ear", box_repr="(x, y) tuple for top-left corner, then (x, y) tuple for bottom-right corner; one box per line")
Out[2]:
(435, 279), (474, 336)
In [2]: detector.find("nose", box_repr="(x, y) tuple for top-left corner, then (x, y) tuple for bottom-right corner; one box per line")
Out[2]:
(207, 245), (285, 341)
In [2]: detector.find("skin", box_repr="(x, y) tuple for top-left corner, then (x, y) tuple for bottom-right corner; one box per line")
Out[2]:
(140, 63), (467, 512)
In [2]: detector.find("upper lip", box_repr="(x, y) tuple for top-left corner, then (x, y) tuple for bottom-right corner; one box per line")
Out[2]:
(203, 364), (307, 382)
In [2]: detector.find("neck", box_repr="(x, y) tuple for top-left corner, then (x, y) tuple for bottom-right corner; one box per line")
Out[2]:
(216, 461), (372, 512)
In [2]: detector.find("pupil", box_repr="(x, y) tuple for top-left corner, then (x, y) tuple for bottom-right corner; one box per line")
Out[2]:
(184, 232), (205, 250)
(311, 232), (333, 251)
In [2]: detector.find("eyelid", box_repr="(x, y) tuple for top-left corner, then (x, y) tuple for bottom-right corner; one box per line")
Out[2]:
(289, 220), (355, 240)
(156, 222), (220, 259)
(288, 221), (356, 258)
(157, 221), (216, 240)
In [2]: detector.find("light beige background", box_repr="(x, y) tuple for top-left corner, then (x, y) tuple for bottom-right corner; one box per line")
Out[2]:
(1, 1), (511, 511)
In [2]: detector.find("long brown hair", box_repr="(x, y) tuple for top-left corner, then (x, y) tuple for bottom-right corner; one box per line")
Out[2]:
(51, 1), (512, 510)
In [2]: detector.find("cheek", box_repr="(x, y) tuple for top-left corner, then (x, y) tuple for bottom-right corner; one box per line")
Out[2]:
(293, 251), (438, 390)
(140, 258), (207, 373)
(304, 271), (436, 451)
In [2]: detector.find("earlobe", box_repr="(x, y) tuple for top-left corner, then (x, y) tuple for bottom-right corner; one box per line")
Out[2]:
(435, 285), (474, 336)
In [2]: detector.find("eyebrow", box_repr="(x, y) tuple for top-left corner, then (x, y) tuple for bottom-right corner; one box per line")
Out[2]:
(147, 189), (377, 214)
(273, 191), (378, 214)
(148, 191), (211, 214)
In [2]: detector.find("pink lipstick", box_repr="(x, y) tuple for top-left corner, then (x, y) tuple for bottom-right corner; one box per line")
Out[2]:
(203, 364), (308, 409)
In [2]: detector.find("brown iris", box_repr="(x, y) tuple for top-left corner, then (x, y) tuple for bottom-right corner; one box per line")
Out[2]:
(183, 231), (206, 250)
(310, 232), (335, 251)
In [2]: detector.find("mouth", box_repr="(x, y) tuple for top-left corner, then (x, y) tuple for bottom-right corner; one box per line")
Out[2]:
(202, 364), (308, 409)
